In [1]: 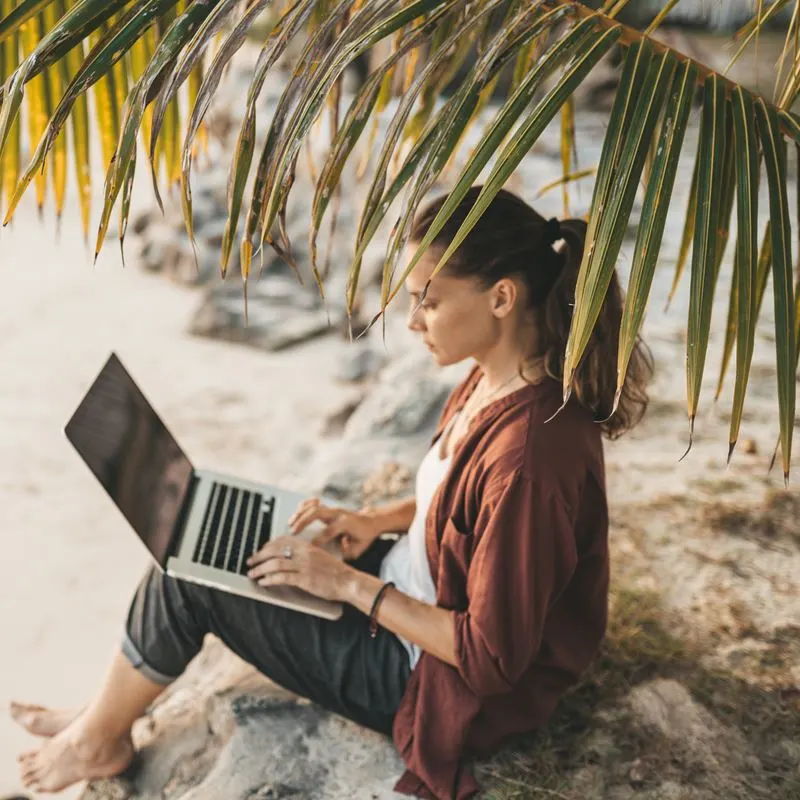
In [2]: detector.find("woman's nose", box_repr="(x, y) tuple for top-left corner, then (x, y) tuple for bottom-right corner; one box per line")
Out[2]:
(407, 309), (424, 332)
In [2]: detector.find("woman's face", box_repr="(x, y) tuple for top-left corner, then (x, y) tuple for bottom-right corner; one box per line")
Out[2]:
(403, 243), (503, 366)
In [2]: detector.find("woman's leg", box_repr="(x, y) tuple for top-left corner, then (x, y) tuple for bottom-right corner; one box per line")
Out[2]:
(17, 652), (162, 792)
(15, 557), (212, 792)
(15, 537), (410, 791)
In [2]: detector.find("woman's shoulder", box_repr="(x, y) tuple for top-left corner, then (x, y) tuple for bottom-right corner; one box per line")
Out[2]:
(480, 379), (604, 488)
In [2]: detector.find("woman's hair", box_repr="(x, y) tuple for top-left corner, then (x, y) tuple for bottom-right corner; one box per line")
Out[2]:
(409, 185), (653, 439)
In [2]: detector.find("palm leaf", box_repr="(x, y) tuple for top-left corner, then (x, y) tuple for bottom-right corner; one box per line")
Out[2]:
(725, 86), (761, 462)
(616, 57), (697, 410)
(151, 0), (272, 210)
(380, 12), (609, 314)
(684, 75), (730, 454)
(309, 0), (467, 285)
(342, 0), (559, 313)
(755, 97), (796, 484)
(91, 0), (217, 260)
(564, 43), (676, 402)
(2, 0), (800, 468)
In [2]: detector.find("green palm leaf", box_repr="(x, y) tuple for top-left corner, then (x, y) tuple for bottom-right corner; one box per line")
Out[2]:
(382, 13), (608, 313)
(726, 86), (761, 462)
(2, 0), (800, 472)
(755, 97), (796, 484)
(684, 75), (730, 454)
(564, 42), (676, 402)
(616, 57), (697, 411)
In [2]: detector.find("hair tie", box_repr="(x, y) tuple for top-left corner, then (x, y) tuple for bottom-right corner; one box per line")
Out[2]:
(543, 216), (562, 246)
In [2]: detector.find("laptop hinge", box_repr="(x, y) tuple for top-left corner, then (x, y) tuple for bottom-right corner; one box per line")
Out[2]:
(167, 472), (200, 563)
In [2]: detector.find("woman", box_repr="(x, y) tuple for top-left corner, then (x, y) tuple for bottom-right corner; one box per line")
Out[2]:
(13, 186), (651, 799)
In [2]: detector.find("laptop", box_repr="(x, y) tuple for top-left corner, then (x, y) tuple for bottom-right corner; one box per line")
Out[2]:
(64, 352), (343, 621)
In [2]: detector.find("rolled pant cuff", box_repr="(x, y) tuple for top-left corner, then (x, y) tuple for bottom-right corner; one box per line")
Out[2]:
(121, 632), (180, 686)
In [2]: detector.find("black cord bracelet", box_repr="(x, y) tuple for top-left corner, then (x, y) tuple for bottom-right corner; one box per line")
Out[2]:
(368, 581), (395, 638)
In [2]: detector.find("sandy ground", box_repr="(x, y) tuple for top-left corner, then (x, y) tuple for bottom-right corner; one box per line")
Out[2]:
(0, 160), (365, 797)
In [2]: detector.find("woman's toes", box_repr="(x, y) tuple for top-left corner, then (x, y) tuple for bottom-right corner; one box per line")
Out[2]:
(21, 760), (38, 784)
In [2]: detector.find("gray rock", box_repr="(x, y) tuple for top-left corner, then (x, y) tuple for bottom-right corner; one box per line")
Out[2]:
(194, 216), (234, 249)
(131, 208), (161, 236)
(137, 226), (188, 278)
(627, 679), (758, 774)
(322, 396), (365, 437)
(335, 344), (387, 383)
(191, 291), (342, 352)
(174, 694), (406, 800)
(343, 353), (451, 440)
(182, 195), (224, 232)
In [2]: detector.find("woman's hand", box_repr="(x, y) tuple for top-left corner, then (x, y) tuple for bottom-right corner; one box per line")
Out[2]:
(288, 498), (382, 561)
(245, 537), (357, 603)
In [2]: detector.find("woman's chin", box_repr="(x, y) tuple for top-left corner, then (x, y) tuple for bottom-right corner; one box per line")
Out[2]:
(428, 348), (451, 366)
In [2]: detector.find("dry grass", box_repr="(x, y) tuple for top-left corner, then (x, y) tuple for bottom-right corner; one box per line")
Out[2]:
(477, 588), (800, 800)
(703, 489), (800, 548)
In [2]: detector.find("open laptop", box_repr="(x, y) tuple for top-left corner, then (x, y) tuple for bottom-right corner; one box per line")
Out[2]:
(64, 352), (343, 621)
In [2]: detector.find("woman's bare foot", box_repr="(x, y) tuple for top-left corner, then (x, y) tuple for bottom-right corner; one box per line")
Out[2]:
(17, 716), (134, 793)
(10, 702), (82, 738)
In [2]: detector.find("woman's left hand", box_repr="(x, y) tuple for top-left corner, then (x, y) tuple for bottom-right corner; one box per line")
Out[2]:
(246, 537), (356, 602)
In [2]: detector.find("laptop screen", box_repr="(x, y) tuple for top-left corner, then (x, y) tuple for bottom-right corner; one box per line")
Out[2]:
(65, 353), (194, 567)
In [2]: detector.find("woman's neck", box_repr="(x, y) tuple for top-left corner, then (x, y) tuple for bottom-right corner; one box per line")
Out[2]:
(475, 344), (546, 393)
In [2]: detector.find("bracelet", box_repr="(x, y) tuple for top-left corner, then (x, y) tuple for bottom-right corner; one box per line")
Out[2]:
(368, 581), (395, 638)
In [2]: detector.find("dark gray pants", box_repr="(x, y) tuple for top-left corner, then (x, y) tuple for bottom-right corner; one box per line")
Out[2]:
(122, 538), (412, 736)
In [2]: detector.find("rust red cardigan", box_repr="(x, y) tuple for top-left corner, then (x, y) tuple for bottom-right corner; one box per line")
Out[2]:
(391, 365), (609, 799)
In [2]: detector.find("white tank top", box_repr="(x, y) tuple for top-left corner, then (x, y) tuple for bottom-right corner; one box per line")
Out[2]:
(379, 414), (458, 667)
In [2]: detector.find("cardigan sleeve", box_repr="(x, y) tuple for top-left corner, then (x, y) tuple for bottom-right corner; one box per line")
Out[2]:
(452, 470), (579, 698)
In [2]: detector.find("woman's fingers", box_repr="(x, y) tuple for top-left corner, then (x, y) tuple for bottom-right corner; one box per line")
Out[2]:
(247, 537), (307, 567)
(247, 556), (299, 581)
(289, 502), (335, 534)
(256, 571), (297, 588)
(311, 521), (344, 547)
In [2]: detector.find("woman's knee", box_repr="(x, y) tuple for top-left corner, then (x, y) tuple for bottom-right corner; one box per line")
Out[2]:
(123, 564), (208, 680)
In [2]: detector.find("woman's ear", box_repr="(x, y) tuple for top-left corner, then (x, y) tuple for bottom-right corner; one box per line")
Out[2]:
(490, 277), (518, 319)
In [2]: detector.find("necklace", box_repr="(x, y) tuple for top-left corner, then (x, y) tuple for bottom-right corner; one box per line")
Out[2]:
(443, 362), (543, 459)
(461, 371), (522, 423)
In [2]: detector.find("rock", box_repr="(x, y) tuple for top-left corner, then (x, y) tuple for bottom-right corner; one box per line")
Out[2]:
(170, 694), (406, 800)
(189, 273), (347, 351)
(131, 208), (160, 236)
(194, 216), (234, 249)
(628, 757), (647, 786)
(321, 396), (365, 437)
(335, 343), (388, 383)
(343, 353), (451, 440)
(741, 438), (758, 455)
(361, 461), (414, 507)
(136, 225), (185, 275)
(78, 639), (407, 800)
(627, 679), (758, 774)
(191, 294), (341, 351)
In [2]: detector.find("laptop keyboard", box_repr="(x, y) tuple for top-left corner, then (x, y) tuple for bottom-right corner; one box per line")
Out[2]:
(192, 482), (276, 575)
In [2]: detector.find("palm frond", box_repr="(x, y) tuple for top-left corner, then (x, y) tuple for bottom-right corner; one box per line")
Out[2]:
(0, 0), (799, 475)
